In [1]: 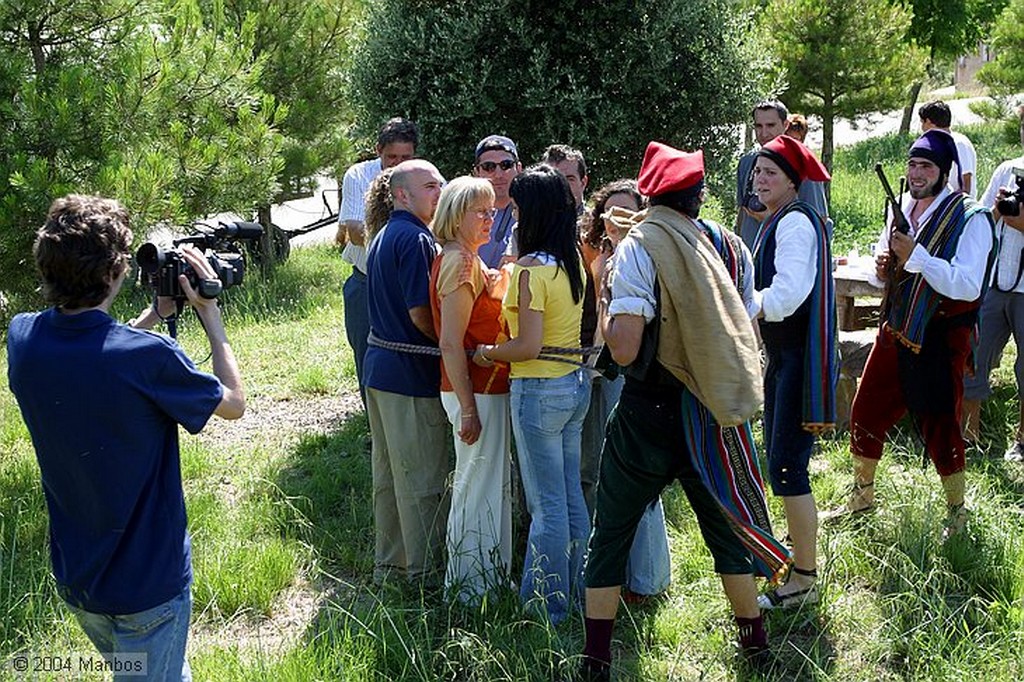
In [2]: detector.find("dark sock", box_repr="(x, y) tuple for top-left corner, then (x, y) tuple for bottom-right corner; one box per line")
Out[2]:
(582, 617), (615, 666)
(736, 615), (768, 650)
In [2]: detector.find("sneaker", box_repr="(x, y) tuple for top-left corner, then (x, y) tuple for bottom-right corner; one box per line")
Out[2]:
(1005, 442), (1024, 462)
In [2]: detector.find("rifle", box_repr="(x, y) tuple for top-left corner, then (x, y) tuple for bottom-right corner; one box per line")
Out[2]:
(874, 164), (910, 320)
(874, 164), (911, 235)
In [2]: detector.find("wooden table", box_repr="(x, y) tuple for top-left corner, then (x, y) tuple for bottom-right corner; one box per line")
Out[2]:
(834, 260), (883, 331)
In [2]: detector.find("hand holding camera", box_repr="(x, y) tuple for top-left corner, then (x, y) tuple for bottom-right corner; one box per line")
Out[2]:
(136, 220), (263, 301)
(136, 220), (263, 337)
(995, 168), (1024, 220)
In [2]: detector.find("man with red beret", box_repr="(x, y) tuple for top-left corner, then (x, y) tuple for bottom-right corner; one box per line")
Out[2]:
(830, 129), (995, 539)
(749, 135), (837, 610)
(578, 142), (790, 679)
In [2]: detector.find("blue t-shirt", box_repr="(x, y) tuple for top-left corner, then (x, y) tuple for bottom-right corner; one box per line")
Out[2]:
(364, 209), (441, 397)
(7, 308), (222, 614)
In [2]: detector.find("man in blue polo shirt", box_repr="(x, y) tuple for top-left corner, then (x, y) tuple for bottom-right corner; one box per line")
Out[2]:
(7, 195), (246, 681)
(364, 159), (451, 584)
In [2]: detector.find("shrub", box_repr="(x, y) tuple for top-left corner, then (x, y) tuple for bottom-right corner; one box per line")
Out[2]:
(347, 0), (768, 199)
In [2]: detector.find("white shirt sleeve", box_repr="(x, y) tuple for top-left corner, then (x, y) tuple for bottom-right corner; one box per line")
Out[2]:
(903, 210), (993, 300)
(954, 132), (978, 197)
(753, 211), (818, 322)
(339, 159), (379, 223)
(607, 237), (657, 323)
(981, 159), (1023, 211)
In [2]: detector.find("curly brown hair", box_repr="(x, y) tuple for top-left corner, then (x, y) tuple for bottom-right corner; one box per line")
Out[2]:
(581, 179), (644, 249)
(364, 167), (395, 244)
(33, 195), (133, 310)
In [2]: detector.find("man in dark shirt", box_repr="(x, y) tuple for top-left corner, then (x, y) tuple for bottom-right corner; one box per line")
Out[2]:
(364, 159), (452, 584)
(735, 100), (829, 249)
(7, 195), (245, 681)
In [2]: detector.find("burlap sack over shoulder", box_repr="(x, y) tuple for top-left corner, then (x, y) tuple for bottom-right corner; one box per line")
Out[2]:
(610, 205), (763, 425)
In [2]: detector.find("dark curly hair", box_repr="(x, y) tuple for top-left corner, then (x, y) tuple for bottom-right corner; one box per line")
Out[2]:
(581, 179), (645, 250)
(33, 195), (133, 310)
(377, 117), (419, 148)
(509, 164), (584, 304)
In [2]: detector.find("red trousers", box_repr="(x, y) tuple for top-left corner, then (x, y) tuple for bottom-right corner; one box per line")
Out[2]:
(849, 325), (971, 477)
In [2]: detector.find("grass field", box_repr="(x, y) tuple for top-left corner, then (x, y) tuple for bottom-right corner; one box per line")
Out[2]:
(3, 125), (1024, 680)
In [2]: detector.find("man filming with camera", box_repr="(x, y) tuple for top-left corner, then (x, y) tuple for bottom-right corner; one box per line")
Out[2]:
(963, 106), (1024, 461)
(7, 194), (245, 681)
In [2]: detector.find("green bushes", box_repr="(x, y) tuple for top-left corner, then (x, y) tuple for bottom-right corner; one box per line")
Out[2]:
(348, 0), (766, 197)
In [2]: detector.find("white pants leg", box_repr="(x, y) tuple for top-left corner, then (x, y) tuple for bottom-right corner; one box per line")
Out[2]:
(441, 392), (513, 601)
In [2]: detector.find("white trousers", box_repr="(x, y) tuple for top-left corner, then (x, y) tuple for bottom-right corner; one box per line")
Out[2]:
(440, 392), (513, 602)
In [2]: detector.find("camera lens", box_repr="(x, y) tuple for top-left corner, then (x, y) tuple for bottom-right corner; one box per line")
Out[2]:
(998, 197), (1021, 217)
(135, 243), (164, 273)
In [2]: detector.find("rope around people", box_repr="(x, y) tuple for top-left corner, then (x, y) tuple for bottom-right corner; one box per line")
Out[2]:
(367, 332), (601, 367)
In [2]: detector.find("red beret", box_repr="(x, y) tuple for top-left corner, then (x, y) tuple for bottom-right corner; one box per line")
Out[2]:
(637, 142), (704, 197)
(759, 136), (830, 184)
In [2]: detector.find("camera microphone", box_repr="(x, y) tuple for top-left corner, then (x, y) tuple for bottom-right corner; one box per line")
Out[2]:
(218, 221), (265, 240)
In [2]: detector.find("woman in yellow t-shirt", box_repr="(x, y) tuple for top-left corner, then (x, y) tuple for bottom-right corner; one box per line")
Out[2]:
(473, 164), (589, 624)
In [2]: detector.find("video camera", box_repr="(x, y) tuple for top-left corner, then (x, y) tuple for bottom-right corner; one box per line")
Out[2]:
(136, 220), (264, 301)
(996, 168), (1024, 217)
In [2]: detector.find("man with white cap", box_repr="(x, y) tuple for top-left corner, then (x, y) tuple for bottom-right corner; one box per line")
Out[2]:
(472, 134), (522, 268)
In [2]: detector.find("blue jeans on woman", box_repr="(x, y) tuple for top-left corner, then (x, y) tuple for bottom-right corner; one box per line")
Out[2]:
(511, 369), (591, 624)
(67, 585), (192, 681)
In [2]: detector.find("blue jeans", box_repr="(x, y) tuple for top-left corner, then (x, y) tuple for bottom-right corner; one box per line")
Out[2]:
(67, 585), (192, 681)
(511, 370), (591, 624)
(343, 269), (369, 408)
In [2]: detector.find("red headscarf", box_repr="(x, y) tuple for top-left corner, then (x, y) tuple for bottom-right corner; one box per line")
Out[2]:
(758, 136), (830, 187)
(637, 142), (704, 197)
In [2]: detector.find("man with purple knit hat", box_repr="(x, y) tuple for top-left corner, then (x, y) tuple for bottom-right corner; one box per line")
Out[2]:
(577, 142), (790, 680)
(830, 129), (995, 540)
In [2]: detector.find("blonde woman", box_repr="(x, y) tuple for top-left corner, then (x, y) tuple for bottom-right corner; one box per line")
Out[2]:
(429, 176), (512, 602)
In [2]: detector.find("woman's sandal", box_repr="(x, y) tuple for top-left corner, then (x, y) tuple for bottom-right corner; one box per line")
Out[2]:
(821, 481), (875, 523)
(757, 566), (818, 610)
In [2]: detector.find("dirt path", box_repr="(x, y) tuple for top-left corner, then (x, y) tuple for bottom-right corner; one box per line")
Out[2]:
(196, 392), (363, 451)
(189, 390), (366, 660)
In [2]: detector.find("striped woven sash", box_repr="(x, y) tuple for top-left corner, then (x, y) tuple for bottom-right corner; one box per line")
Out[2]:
(887, 193), (987, 352)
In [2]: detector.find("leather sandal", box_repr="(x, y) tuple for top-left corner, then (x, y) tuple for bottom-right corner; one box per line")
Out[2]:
(820, 481), (875, 523)
(941, 503), (969, 541)
(757, 566), (818, 610)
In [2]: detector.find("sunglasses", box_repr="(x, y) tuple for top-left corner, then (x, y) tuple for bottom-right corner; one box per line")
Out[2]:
(476, 159), (517, 173)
